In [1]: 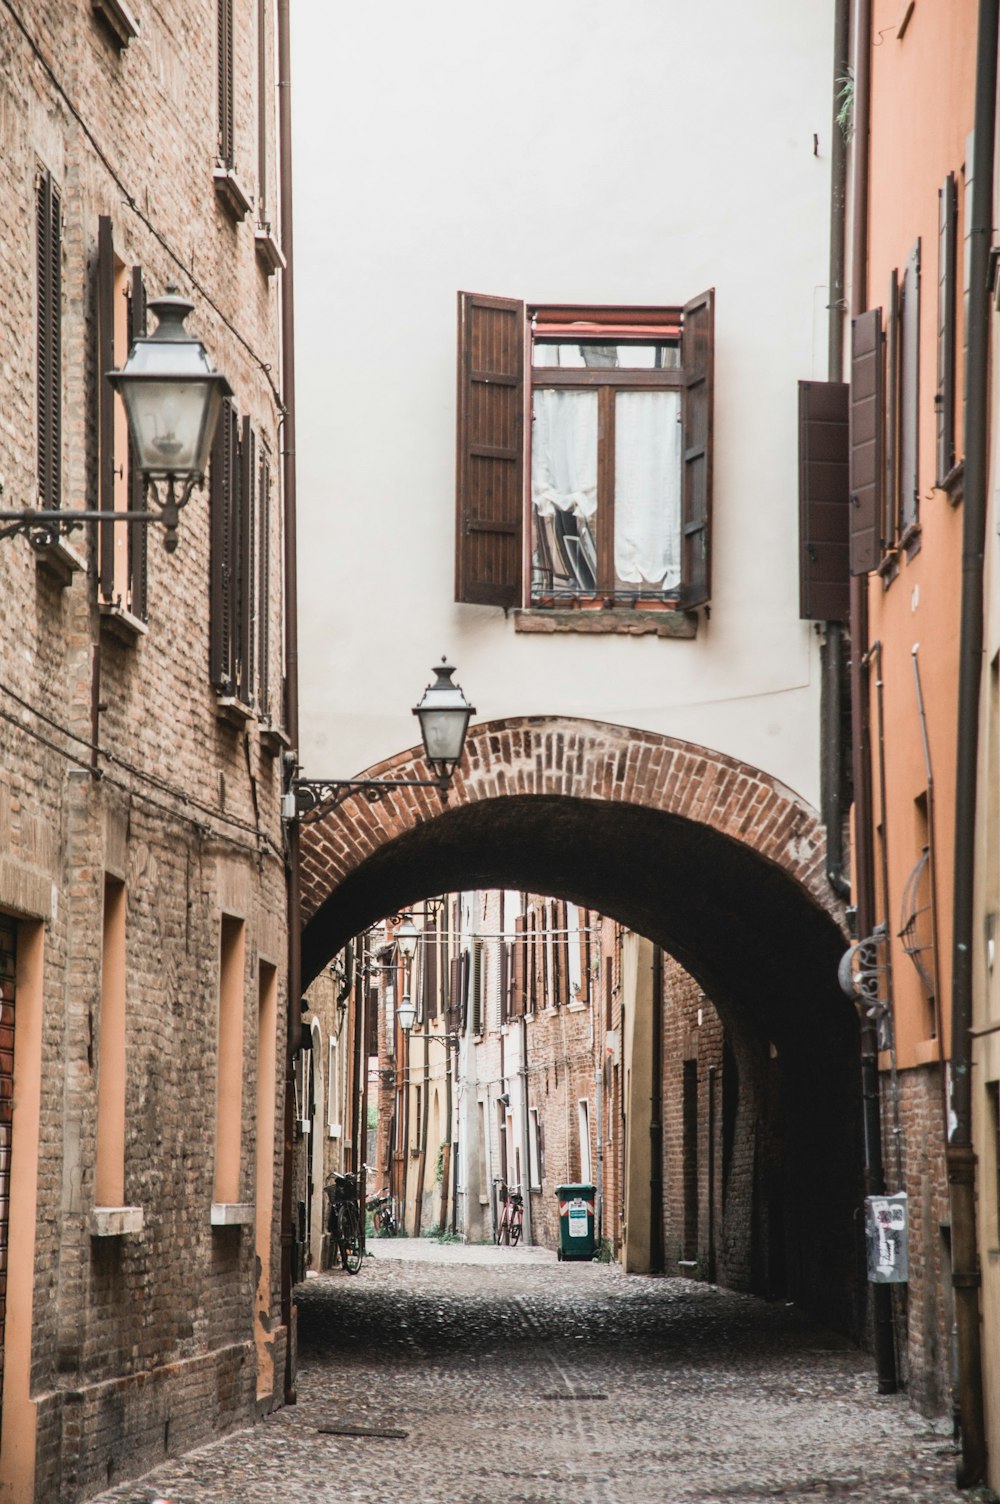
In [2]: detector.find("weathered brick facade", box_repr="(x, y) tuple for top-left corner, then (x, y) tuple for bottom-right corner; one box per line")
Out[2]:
(0, 5), (290, 1499)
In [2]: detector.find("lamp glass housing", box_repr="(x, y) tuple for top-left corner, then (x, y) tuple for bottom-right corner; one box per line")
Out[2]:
(396, 995), (416, 1034)
(395, 916), (419, 963)
(109, 293), (232, 480)
(413, 660), (476, 780)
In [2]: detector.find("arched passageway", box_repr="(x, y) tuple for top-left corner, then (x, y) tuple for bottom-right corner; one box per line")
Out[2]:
(300, 719), (861, 1335)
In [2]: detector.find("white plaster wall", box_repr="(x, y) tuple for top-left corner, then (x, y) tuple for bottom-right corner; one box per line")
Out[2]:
(292, 1), (834, 807)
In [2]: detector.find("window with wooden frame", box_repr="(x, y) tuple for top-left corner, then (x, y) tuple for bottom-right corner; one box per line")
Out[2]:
(936, 173), (959, 490)
(96, 217), (149, 626)
(218, 0), (234, 170)
(36, 167), (61, 513)
(884, 242), (921, 555)
(456, 291), (714, 612)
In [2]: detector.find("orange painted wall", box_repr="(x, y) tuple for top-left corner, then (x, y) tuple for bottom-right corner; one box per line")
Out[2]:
(865, 0), (977, 1070)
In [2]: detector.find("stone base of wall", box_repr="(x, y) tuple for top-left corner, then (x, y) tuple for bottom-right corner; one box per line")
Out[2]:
(33, 1338), (270, 1503)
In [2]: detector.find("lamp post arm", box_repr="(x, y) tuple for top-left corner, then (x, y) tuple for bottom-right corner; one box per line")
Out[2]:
(290, 773), (450, 820)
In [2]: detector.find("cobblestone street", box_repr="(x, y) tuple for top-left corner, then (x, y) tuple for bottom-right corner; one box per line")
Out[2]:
(85, 1241), (970, 1504)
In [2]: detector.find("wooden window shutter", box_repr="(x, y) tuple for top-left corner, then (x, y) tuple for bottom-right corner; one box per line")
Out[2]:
(798, 381), (849, 622)
(239, 417), (256, 705)
(448, 955), (462, 1032)
(471, 942), (483, 1035)
(218, 0), (234, 167)
(937, 174), (958, 484)
(513, 916), (526, 1016)
(900, 241), (921, 534)
(884, 270), (899, 549)
(127, 267), (149, 621)
(210, 399), (238, 691)
(425, 920), (438, 1020)
(366, 985), (379, 1059)
(558, 904), (571, 1005)
(455, 292), (524, 606)
(97, 217), (116, 600)
(679, 288), (714, 609)
(500, 941), (511, 1026)
(257, 447), (271, 719)
(36, 170), (61, 512)
(849, 309), (883, 575)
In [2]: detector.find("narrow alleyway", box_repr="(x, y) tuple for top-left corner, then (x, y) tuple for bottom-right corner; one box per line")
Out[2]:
(89, 1243), (961, 1504)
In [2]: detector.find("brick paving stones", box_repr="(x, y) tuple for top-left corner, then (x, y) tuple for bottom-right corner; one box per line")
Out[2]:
(88, 1241), (973, 1504)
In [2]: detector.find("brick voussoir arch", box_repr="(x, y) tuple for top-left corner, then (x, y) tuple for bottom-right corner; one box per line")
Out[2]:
(299, 716), (838, 926)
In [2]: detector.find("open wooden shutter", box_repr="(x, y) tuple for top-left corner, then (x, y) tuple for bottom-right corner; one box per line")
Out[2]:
(849, 309), (883, 575)
(937, 175), (957, 485)
(499, 941), (510, 1026)
(513, 916), (526, 1016)
(679, 289), (714, 609)
(36, 170), (61, 512)
(425, 920), (438, 1020)
(798, 381), (849, 621)
(97, 217), (116, 599)
(900, 241), (920, 534)
(884, 270), (899, 549)
(128, 267), (149, 621)
(217, 0), (234, 166)
(257, 446), (271, 718)
(455, 292), (524, 607)
(239, 417), (256, 705)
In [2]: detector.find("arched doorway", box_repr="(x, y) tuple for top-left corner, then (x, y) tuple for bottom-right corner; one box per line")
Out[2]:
(299, 718), (861, 1334)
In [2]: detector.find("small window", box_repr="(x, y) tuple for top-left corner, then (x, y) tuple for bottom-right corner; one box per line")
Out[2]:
(456, 292), (714, 612)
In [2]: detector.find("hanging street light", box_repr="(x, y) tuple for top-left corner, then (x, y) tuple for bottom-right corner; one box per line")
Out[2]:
(286, 660), (477, 821)
(0, 287), (231, 554)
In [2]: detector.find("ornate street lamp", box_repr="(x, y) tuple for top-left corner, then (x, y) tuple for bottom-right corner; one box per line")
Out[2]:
(0, 287), (231, 553)
(287, 660), (476, 821)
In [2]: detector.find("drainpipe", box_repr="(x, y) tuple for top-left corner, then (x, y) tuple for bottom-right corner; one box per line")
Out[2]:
(650, 947), (664, 1273)
(948, 0), (996, 1482)
(519, 1014), (533, 1245)
(277, 0), (300, 1409)
(823, 0), (852, 902)
(849, 0), (898, 1396)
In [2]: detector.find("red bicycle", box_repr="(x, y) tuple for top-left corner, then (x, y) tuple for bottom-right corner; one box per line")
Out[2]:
(494, 1179), (523, 1245)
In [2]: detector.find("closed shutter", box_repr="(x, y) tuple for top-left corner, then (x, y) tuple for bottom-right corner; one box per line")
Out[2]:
(849, 309), (883, 575)
(900, 241), (921, 534)
(470, 942), (483, 1035)
(798, 381), (849, 621)
(239, 416), (256, 705)
(448, 956), (462, 1033)
(499, 940), (511, 1026)
(679, 289), (714, 609)
(455, 292), (524, 606)
(937, 175), (958, 484)
(513, 916), (526, 1016)
(366, 985), (379, 1059)
(425, 920), (438, 1020)
(97, 218), (116, 599)
(884, 270), (899, 549)
(210, 400), (238, 691)
(128, 268), (149, 621)
(36, 171), (61, 511)
(558, 904), (571, 1005)
(217, 0), (234, 166)
(257, 447), (271, 718)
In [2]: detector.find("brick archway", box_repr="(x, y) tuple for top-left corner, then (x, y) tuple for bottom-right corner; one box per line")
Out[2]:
(300, 715), (839, 937)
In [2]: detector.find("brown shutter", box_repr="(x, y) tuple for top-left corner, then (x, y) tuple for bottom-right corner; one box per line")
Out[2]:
(425, 920), (438, 1020)
(471, 942), (483, 1034)
(36, 171), (61, 512)
(218, 0), (234, 166)
(499, 940), (510, 1026)
(366, 985), (379, 1059)
(257, 447), (271, 718)
(210, 400), (238, 691)
(127, 268), (149, 621)
(884, 270), (899, 548)
(558, 904), (571, 1005)
(937, 175), (958, 484)
(900, 241), (920, 534)
(513, 916), (526, 1016)
(239, 417), (256, 704)
(679, 289), (714, 609)
(798, 381), (849, 621)
(849, 309), (883, 575)
(97, 218), (116, 599)
(455, 292), (524, 606)
(448, 956), (462, 1032)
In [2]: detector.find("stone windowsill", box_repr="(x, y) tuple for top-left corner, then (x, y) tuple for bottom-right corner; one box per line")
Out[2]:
(92, 0), (139, 46)
(939, 459), (964, 508)
(210, 1201), (254, 1227)
(216, 694), (255, 729)
(255, 227), (286, 275)
(100, 600), (148, 644)
(213, 166), (253, 223)
(259, 720), (291, 757)
(33, 534), (84, 587)
(90, 1205), (144, 1237)
(514, 608), (697, 638)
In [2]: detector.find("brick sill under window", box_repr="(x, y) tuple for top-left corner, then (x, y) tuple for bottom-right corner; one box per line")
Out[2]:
(33, 534), (84, 587)
(515, 608), (697, 638)
(216, 694), (254, 729)
(213, 166), (253, 223)
(100, 601), (147, 644)
(90, 1205), (144, 1237)
(255, 226), (286, 275)
(938, 459), (964, 507)
(259, 720), (290, 757)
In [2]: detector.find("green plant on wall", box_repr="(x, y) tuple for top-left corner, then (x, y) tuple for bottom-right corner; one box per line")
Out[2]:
(435, 1142), (447, 1184)
(836, 67), (854, 142)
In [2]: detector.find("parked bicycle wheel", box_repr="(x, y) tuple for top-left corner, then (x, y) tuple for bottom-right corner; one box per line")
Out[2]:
(510, 1216), (522, 1246)
(339, 1200), (363, 1274)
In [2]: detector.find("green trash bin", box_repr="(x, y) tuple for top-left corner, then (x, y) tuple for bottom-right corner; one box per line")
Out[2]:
(555, 1183), (597, 1261)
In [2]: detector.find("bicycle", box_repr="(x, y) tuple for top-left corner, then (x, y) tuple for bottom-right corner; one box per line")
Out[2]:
(493, 1179), (523, 1246)
(325, 1171), (363, 1274)
(366, 1186), (397, 1237)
